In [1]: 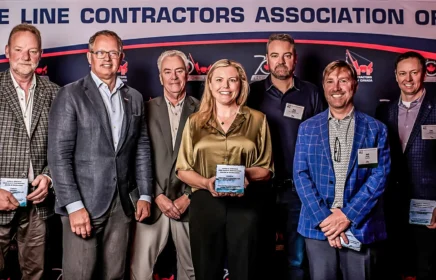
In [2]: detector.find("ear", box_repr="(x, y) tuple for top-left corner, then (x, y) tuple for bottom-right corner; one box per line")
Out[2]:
(5, 45), (9, 59)
(159, 73), (163, 85)
(86, 52), (92, 65)
(119, 52), (125, 63)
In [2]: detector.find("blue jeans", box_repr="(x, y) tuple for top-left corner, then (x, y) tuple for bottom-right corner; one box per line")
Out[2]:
(284, 189), (305, 280)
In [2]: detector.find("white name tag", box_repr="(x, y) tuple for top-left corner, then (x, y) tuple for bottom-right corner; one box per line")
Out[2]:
(357, 148), (378, 167)
(0, 178), (28, 207)
(421, 125), (436, 140)
(340, 229), (362, 251)
(283, 103), (304, 120)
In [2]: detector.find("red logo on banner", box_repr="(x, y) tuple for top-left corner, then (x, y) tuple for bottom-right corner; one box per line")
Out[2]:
(118, 61), (128, 75)
(187, 53), (211, 81)
(345, 49), (374, 82)
(35, 66), (47, 75)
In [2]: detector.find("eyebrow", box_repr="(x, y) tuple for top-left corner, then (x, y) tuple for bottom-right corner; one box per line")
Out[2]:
(163, 67), (185, 71)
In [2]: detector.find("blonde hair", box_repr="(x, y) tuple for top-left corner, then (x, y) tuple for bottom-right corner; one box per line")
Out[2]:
(323, 60), (358, 84)
(193, 59), (249, 127)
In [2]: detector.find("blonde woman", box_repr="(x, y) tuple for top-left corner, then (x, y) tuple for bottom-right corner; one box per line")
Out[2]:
(176, 59), (273, 280)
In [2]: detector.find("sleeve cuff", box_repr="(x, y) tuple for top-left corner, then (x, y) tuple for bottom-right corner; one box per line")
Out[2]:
(66, 201), (85, 214)
(139, 195), (152, 203)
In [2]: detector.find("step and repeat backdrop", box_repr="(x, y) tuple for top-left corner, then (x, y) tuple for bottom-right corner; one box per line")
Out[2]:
(0, 0), (436, 279)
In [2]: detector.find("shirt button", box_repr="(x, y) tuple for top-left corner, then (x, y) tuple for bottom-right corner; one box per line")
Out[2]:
(175, 113), (178, 116)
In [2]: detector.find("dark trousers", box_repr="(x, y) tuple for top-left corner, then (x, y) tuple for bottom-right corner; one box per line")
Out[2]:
(284, 190), (305, 280)
(305, 238), (384, 280)
(61, 193), (131, 280)
(404, 225), (436, 280)
(189, 190), (260, 280)
(0, 204), (46, 280)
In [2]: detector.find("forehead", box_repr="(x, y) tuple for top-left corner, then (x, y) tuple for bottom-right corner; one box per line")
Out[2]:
(396, 57), (422, 71)
(93, 35), (119, 49)
(9, 31), (39, 47)
(212, 66), (239, 77)
(325, 68), (352, 80)
(268, 40), (294, 53)
(161, 55), (185, 69)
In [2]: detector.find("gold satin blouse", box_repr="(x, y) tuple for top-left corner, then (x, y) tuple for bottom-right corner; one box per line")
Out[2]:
(176, 106), (273, 191)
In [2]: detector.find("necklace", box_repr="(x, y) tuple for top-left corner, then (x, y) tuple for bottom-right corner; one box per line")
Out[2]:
(217, 111), (237, 125)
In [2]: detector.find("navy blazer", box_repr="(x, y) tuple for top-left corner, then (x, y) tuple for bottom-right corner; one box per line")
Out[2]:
(377, 90), (436, 209)
(294, 109), (390, 244)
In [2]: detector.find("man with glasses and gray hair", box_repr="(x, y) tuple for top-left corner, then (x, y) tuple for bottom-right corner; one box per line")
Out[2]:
(293, 60), (390, 280)
(48, 30), (153, 279)
(130, 50), (198, 280)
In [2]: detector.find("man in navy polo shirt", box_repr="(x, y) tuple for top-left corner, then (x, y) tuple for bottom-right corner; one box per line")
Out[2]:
(248, 33), (325, 280)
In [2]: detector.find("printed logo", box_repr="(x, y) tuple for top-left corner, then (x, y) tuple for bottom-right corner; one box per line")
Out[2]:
(35, 65), (47, 75)
(117, 60), (128, 83)
(187, 53), (211, 81)
(425, 59), (436, 82)
(345, 49), (373, 83)
(251, 55), (269, 81)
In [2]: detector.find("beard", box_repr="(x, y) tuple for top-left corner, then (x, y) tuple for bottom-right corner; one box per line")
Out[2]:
(270, 64), (292, 80)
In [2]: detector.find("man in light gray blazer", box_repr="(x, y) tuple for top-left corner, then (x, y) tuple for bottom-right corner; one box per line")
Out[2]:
(130, 50), (198, 280)
(48, 30), (152, 280)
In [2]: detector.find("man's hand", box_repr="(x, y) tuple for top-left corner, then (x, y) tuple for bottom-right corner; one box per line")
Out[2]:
(173, 194), (190, 216)
(427, 208), (436, 229)
(0, 189), (19, 211)
(320, 208), (351, 239)
(69, 208), (92, 239)
(327, 232), (348, 249)
(155, 195), (180, 220)
(136, 200), (151, 222)
(27, 175), (51, 204)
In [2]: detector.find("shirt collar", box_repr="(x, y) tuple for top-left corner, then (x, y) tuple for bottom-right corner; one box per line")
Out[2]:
(398, 88), (426, 107)
(10, 70), (36, 91)
(164, 93), (186, 108)
(90, 71), (124, 92)
(264, 74), (301, 92)
(328, 107), (355, 121)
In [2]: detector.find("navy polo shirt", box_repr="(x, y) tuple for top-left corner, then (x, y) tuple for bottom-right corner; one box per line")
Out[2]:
(248, 75), (326, 182)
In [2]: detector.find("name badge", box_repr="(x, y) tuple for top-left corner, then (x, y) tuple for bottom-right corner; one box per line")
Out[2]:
(357, 148), (378, 168)
(215, 165), (245, 194)
(0, 178), (28, 207)
(421, 125), (436, 140)
(283, 103), (304, 120)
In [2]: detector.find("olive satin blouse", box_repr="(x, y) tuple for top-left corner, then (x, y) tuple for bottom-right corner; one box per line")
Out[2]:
(175, 106), (273, 191)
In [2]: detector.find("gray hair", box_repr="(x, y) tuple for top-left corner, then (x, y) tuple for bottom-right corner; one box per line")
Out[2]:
(157, 50), (189, 73)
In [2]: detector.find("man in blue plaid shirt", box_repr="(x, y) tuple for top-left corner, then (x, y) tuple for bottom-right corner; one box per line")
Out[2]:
(293, 60), (390, 280)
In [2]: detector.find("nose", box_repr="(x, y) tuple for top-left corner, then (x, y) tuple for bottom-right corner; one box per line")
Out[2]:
(22, 50), (31, 61)
(279, 55), (285, 64)
(406, 73), (413, 81)
(170, 71), (177, 80)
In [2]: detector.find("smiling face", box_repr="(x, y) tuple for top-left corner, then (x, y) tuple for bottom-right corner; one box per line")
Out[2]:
(323, 67), (357, 114)
(266, 40), (297, 80)
(87, 35), (123, 82)
(395, 57), (425, 101)
(5, 31), (41, 79)
(208, 66), (241, 106)
(160, 55), (188, 99)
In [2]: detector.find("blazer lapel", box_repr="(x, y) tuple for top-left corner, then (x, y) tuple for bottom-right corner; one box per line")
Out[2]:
(0, 71), (27, 132)
(30, 77), (49, 137)
(320, 111), (334, 170)
(116, 87), (131, 154)
(172, 96), (196, 163)
(347, 111), (367, 177)
(156, 97), (173, 155)
(404, 92), (434, 154)
(83, 74), (114, 151)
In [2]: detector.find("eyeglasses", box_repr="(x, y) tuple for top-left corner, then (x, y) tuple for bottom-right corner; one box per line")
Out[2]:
(334, 137), (341, 162)
(90, 50), (121, 59)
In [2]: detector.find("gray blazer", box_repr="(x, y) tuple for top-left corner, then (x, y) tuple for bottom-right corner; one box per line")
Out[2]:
(48, 74), (152, 219)
(145, 95), (199, 224)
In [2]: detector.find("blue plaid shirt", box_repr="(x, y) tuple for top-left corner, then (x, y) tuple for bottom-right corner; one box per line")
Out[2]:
(293, 109), (390, 244)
